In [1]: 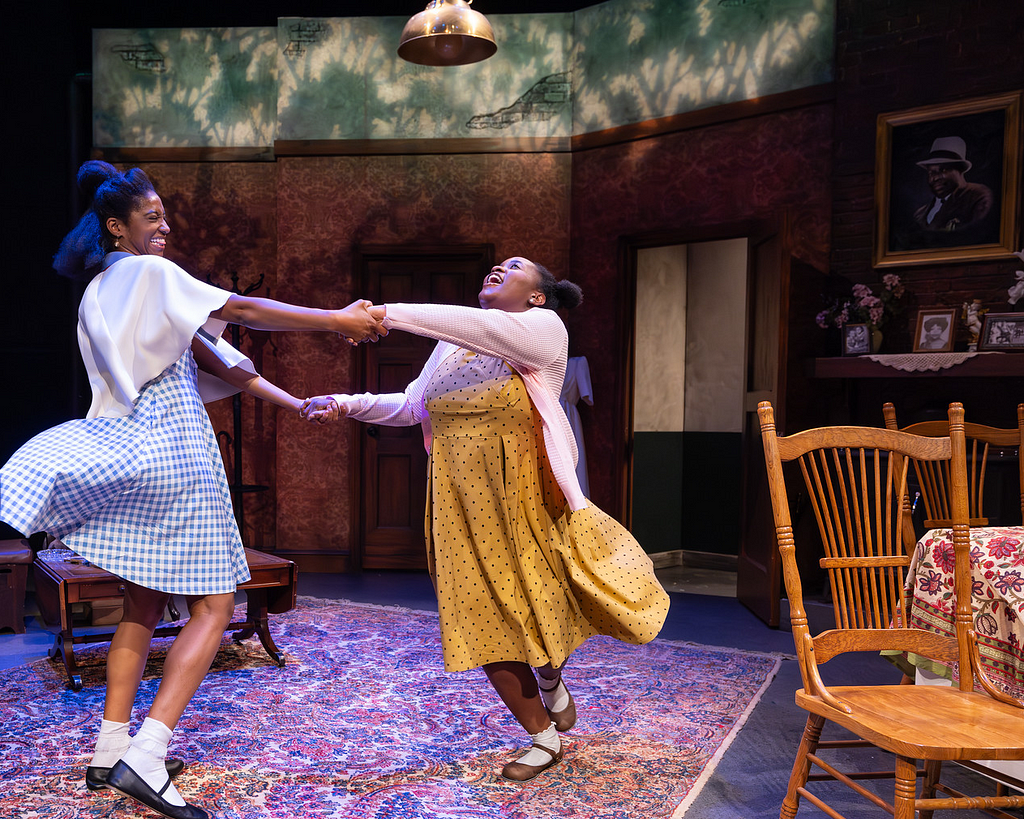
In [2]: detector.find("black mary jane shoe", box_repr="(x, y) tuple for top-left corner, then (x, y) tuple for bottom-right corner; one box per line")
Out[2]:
(86, 757), (185, 791)
(105, 759), (209, 819)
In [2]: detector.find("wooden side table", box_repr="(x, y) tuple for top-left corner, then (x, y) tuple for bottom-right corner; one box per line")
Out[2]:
(33, 547), (297, 691)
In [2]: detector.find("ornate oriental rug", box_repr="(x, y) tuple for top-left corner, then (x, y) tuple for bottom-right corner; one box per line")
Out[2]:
(0, 598), (779, 818)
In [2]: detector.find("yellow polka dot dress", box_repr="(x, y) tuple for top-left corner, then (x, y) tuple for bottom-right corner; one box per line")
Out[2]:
(424, 349), (669, 673)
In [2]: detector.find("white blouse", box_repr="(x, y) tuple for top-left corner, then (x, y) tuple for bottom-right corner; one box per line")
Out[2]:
(78, 254), (253, 418)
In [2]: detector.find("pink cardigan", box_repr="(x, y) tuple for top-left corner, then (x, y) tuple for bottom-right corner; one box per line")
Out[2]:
(333, 302), (588, 512)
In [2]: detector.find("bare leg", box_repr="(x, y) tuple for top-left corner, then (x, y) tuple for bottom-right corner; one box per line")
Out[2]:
(104, 582), (170, 722)
(109, 591), (234, 815)
(536, 660), (576, 731)
(484, 661), (564, 780)
(146, 592), (234, 730)
(483, 661), (550, 734)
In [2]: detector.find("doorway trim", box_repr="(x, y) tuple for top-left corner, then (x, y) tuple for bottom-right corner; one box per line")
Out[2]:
(616, 220), (768, 527)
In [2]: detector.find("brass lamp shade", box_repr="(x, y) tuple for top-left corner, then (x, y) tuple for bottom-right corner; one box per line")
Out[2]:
(398, 0), (497, 66)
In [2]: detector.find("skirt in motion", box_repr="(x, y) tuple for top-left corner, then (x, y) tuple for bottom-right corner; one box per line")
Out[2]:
(0, 350), (249, 595)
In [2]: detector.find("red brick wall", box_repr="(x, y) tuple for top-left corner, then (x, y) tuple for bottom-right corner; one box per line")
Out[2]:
(830, 0), (1024, 351)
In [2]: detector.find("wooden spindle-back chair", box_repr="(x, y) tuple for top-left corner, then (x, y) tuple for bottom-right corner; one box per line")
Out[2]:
(758, 400), (1024, 819)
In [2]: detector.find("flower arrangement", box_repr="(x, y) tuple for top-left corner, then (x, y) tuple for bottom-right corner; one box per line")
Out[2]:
(816, 274), (907, 331)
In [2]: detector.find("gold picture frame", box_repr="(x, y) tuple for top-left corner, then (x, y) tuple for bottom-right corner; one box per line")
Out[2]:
(873, 91), (1021, 268)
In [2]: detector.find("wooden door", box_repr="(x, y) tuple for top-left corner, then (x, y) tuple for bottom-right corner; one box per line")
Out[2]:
(735, 227), (787, 626)
(354, 245), (493, 570)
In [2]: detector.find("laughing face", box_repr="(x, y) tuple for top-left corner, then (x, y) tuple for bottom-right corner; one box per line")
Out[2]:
(108, 191), (169, 257)
(478, 257), (545, 312)
(925, 164), (966, 199)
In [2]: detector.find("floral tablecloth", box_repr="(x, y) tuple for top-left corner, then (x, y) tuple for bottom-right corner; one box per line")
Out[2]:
(907, 526), (1024, 700)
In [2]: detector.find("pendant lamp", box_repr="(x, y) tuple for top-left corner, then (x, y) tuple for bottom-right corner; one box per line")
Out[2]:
(398, 0), (497, 66)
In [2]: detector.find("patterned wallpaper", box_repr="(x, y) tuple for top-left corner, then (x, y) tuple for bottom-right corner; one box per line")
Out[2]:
(94, 0), (834, 147)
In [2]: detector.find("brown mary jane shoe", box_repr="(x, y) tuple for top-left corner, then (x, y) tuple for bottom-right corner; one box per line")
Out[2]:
(501, 742), (564, 782)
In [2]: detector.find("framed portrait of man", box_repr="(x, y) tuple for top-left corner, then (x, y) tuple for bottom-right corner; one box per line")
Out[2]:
(873, 91), (1021, 268)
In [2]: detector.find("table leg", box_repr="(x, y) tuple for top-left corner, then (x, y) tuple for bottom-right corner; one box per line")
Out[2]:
(232, 588), (286, 667)
(48, 631), (83, 691)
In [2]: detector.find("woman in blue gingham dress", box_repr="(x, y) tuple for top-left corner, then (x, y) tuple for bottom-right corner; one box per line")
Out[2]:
(0, 161), (382, 819)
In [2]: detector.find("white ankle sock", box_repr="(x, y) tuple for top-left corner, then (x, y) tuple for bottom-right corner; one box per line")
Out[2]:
(90, 719), (130, 768)
(120, 717), (185, 807)
(515, 722), (560, 767)
(538, 676), (570, 713)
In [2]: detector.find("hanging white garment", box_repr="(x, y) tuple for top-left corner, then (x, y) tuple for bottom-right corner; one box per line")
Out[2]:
(559, 356), (593, 498)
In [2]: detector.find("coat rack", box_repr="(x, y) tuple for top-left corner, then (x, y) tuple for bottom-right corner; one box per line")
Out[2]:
(214, 270), (268, 542)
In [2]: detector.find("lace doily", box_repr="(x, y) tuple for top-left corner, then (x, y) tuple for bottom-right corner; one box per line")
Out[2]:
(863, 352), (979, 372)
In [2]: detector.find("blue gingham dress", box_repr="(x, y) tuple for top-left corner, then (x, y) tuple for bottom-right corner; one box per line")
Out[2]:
(0, 349), (249, 596)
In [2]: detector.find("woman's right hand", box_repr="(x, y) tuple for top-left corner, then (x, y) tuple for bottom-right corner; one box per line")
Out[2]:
(335, 300), (388, 344)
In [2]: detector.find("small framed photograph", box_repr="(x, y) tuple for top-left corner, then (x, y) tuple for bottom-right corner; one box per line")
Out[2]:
(843, 323), (870, 356)
(913, 308), (957, 352)
(977, 313), (1024, 351)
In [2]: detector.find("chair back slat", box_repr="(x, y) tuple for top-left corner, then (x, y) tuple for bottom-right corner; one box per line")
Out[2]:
(882, 402), (1023, 527)
(794, 443), (913, 631)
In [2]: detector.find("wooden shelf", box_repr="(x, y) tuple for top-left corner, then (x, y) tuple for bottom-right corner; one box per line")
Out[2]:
(810, 352), (1024, 379)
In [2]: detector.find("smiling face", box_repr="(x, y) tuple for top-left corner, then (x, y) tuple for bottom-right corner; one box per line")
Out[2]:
(107, 191), (169, 257)
(478, 257), (545, 312)
(925, 164), (966, 199)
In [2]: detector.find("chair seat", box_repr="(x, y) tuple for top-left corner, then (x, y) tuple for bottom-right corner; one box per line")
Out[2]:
(798, 685), (1024, 760)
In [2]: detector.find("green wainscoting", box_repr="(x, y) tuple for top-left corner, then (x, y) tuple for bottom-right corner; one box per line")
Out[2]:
(633, 430), (742, 556)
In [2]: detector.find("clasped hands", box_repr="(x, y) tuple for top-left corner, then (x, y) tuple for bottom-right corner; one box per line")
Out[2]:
(300, 395), (343, 425)
(340, 301), (388, 346)
(305, 302), (386, 423)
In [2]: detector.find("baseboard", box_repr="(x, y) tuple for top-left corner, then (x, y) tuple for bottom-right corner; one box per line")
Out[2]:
(650, 549), (738, 572)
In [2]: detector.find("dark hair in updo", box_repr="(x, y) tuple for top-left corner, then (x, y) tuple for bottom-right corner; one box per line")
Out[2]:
(52, 160), (157, 280)
(535, 262), (583, 311)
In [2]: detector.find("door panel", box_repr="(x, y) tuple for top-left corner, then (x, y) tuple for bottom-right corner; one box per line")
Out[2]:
(736, 229), (787, 626)
(355, 246), (493, 570)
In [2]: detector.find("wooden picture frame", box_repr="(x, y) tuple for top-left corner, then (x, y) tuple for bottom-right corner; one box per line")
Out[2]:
(873, 91), (1021, 268)
(842, 323), (870, 356)
(912, 308), (957, 353)
(977, 312), (1024, 351)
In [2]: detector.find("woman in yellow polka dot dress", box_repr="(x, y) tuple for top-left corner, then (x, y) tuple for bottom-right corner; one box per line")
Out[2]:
(303, 257), (670, 781)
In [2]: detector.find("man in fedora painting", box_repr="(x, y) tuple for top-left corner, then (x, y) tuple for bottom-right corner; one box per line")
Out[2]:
(912, 136), (994, 233)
